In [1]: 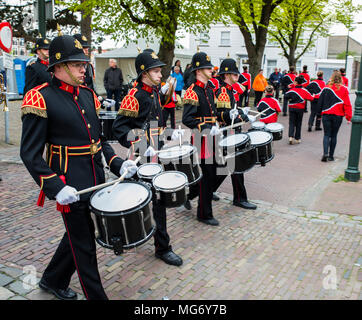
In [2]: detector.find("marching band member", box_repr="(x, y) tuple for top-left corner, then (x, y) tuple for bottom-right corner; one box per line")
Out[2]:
(23, 36), (52, 94)
(182, 51), (247, 225)
(214, 58), (256, 210)
(306, 71), (326, 131)
(112, 49), (183, 266)
(20, 34), (137, 300)
(318, 71), (352, 162)
(281, 66), (297, 116)
(284, 75), (314, 145)
(257, 85), (282, 124)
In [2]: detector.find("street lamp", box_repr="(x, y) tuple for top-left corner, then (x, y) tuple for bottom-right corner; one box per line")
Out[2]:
(344, 51), (362, 182)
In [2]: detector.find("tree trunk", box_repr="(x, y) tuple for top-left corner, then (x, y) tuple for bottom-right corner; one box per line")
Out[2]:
(80, 0), (92, 56)
(158, 32), (177, 82)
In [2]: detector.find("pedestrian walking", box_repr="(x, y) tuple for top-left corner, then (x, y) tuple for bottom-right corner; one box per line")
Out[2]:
(103, 59), (123, 111)
(280, 66), (297, 116)
(268, 68), (282, 100)
(306, 71), (326, 131)
(318, 71), (352, 162)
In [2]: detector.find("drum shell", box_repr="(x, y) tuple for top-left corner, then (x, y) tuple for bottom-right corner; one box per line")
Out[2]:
(99, 111), (117, 141)
(265, 124), (284, 141)
(248, 131), (274, 166)
(89, 182), (155, 253)
(159, 145), (202, 185)
(218, 134), (251, 157)
(154, 187), (188, 208)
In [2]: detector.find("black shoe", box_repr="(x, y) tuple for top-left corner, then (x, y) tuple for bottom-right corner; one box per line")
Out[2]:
(315, 127), (322, 131)
(212, 193), (220, 201)
(197, 217), (219, 226)
(308, 127), (312, 132)
(184, 199), (192, 210)
(233, 201), (257, 210)
(283, 113), (287, 116)
(321, 155), (328, 162)
(39, 279), (77, 300)
(155, 251), (183, 266)
(328, 156), (334, 161)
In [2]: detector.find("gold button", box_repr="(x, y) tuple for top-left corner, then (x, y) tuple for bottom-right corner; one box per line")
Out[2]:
(82, 109), (85, 114)
(75, 96), (78, 100)
(87, 124), (91, 128)
(151, 95), (154, 98)
(91, 139), (95, 143)
(156, 116), (159, 120)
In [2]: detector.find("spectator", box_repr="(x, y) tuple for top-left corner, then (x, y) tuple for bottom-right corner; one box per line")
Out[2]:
(171, 66), (184, 97)
(252, 69), (268, 107)
(268, 67), (283, 100)
(103, 59), (123, 111)
(171, 60), (183, 74)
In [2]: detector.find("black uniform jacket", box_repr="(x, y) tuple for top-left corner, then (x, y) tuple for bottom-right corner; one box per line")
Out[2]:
(23, 58), (52, 95)
(20, 76), (124, 202)
(112, 81), (166, 154)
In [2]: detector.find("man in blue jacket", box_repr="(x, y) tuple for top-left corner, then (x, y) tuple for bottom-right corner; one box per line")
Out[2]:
(268, 67), (282, 100)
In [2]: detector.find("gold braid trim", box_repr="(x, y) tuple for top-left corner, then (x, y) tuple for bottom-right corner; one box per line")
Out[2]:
(21, 107), (47, 118)
(216, 101), (231, 109)
(117, 108), (139, 117)
(182, 98), (199, 106)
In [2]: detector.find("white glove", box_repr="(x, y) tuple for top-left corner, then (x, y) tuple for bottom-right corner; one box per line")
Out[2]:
(98, 96), (104, 102)
(120, 160), (138, 178)
(144, 146), (157, 157)
(242, 107), (250, 115)
(210, 124), (221, 136)
(103, 99), (115, 109)
(229, 109), (239, 120)
(248, 115), (256, 123)
(160, 83), (170, 95)
(171, 129), (185, 141)
(55, 186), (80, 205)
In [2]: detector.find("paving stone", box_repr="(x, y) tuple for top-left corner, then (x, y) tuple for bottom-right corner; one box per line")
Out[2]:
(0, 287), (15, 300)
(7, 280), (34, 295)
(0, 273), (14, 286)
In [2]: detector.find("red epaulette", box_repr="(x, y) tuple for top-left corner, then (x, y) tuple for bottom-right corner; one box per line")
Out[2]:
(183, 84), (199, 106)
(21, 83), (49, 118)
(118, 88), (139, 117)
(216, 86), (231, 109)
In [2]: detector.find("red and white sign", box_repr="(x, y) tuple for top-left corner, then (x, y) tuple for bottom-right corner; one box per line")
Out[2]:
(0, 22), (13, 53)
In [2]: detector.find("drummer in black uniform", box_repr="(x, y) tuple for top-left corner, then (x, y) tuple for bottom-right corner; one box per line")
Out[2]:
(112, 49), (183, 266)
(182, 51), (247, 226)
(20, 33), (138, 300)
(214, 58), (257, 210)
(23, 36), (52, 94)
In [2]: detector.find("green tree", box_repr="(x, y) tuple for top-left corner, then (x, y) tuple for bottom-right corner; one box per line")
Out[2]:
(64, 0), (225, 79)
(222, 0), (285, 81)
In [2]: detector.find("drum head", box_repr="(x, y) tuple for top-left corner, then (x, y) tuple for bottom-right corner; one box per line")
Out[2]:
(247, 131), (273, 145)
(265, 122), (284, 132)
(219, 134), (249, 147)
(158, 144), (194, 160)
(251, 121), (265, 129)
(90, 181), (150, 213)
(137, 163), (163, 178)
(153, 171), (188, 190)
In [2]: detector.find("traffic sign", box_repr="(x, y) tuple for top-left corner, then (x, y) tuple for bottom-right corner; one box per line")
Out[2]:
(0, 22), (13, 53)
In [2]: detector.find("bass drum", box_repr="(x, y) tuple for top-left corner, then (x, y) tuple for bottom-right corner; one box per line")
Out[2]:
(89, 181), (155, 255)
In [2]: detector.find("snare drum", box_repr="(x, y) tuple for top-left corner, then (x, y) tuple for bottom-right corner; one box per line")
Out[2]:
(89, 181), (155, 255)
(152, 171), (188, 208)
(218, 134), (256, 174)
(158, 144), (202, 185)
(137, 163), (163, 183)
(250, 121), (266, 131)
(99, 111), (118, 141)
(247, 131), (274, 166)
(265, 122), (284, 141)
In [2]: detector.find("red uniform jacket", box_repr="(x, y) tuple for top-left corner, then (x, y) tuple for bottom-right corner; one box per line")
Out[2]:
(257, 94), (282, 123)
(284, 85), (314, 110)
(241, 72), (251, 89)
(318, 84), (352, 121)
(300, 72), (310, 88)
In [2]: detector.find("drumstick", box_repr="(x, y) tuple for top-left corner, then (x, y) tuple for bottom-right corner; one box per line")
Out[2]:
(230, 102), (237, 129)
(75, 156), (141, 195)
(178, 125), (182, 147)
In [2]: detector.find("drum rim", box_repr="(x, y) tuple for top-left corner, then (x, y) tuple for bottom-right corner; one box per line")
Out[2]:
(247, 131), (273, 146)
(137, 163), (163, 179)
(265, 122), (284, 132)
(218, 133), (250, 148)
(152, 170), (188, 192)
(89, 181), (152, 217)
(251, 121), (266, 128)
(158, 143), (196, 161)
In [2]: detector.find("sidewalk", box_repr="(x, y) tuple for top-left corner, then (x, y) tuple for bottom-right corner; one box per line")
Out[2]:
(0, 96), (361, 300)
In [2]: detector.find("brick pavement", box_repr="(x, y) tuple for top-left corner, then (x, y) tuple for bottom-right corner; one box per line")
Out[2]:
(1, 94), (362, 300)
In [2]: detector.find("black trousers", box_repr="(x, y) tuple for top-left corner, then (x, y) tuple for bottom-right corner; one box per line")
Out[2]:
(308, 101), (322, 129)
(41, 201), (108, 300)
(282, 93), (288, 114)
(322, 114), (343, 157)
(239, 90), (249, 107)
(162, 108), (176, 129)
(288, 109), (304, 140)
(152, 194), (172, 254)
(254, 91), (263, 107)
(230, 173), (248, 202)
(272, 83), (280, 100)
(188, 162), (227, 220)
